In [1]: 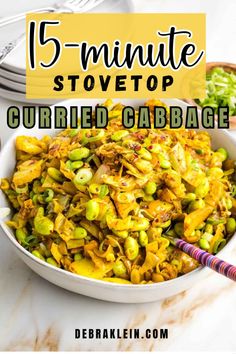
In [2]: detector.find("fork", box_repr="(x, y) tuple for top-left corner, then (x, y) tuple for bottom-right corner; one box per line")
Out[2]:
(0, 0), (105, 28)
(0, 0), (105, 66)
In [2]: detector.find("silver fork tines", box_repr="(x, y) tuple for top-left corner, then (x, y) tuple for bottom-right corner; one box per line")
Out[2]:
(0, 0), (105, 28)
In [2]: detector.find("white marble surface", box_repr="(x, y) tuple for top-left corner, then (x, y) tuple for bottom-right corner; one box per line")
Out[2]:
(0, 0), (236, 351)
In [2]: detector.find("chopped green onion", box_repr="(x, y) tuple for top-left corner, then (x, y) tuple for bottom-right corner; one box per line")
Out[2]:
(196, 67), (236, 115)
(99, 184), (109, 198)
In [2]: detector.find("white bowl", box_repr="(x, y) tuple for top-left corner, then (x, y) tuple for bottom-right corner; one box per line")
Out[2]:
(0, 98), (235, 303)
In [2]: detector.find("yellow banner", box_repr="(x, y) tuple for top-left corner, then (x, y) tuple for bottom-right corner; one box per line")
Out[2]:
(26, 13), (206, 99)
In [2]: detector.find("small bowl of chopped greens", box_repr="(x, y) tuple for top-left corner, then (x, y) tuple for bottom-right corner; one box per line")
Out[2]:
(186, 62), (236, 128)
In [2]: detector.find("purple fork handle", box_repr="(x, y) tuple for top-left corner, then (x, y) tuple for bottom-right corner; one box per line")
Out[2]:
(176, 238), (236, 281)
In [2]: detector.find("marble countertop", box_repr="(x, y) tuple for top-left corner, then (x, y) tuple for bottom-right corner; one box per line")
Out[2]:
(0, 0), (236, 351)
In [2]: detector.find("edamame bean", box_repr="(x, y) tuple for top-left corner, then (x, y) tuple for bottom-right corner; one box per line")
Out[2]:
(159, 157), (171, 169)
(207, 217), (225, 225)
(34, 207), (54, 235)
(46, 257), (58, 267)
(47, 167), (64, 182)
(32, 250), (45, 261)
(139, 230), (148, 247)
(182, 193), (196, 205)
(71, 161), (84, 170)
(73, 168), (93, 186)
(86, 200), (100, 221)
(37, 219), (54, 235)
(188, 199), (205, 212)
(113, 260), (127, 277)
(124, 237), (139, 260)
(226, 217), (236, 234)
(144, 181), (157, 195)
(44, 189), (54, 203)
(195, 178), (209, 198)
(111, 130), (129, 141)
(217, 148), (228, 161)
(32, 194), (38, 205)
(66, 160), (72, 170)
(69, 147), (90, 161)
(74, 227), (87, 239)
(143, 194), (154, 202)
(15, 228), (27, 245)
(99, 184), (109, 198)
(199, 238), (210, 250)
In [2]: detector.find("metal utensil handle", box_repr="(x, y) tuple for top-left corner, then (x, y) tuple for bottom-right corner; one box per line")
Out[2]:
(0, 7), (55, 28)
(0, 33), (25, 65)
(175, 238), (236, 281)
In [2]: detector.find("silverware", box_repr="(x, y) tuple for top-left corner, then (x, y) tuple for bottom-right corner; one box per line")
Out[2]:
(0, 0), (105, 28)
(0, 33), (25, 66)
(0, 0), (105, 66)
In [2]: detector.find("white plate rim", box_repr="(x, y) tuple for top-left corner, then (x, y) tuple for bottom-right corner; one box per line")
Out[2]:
(0, 66), (26, 83)
(0, 0), (135, 75)
(0, 84), (60, 105)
